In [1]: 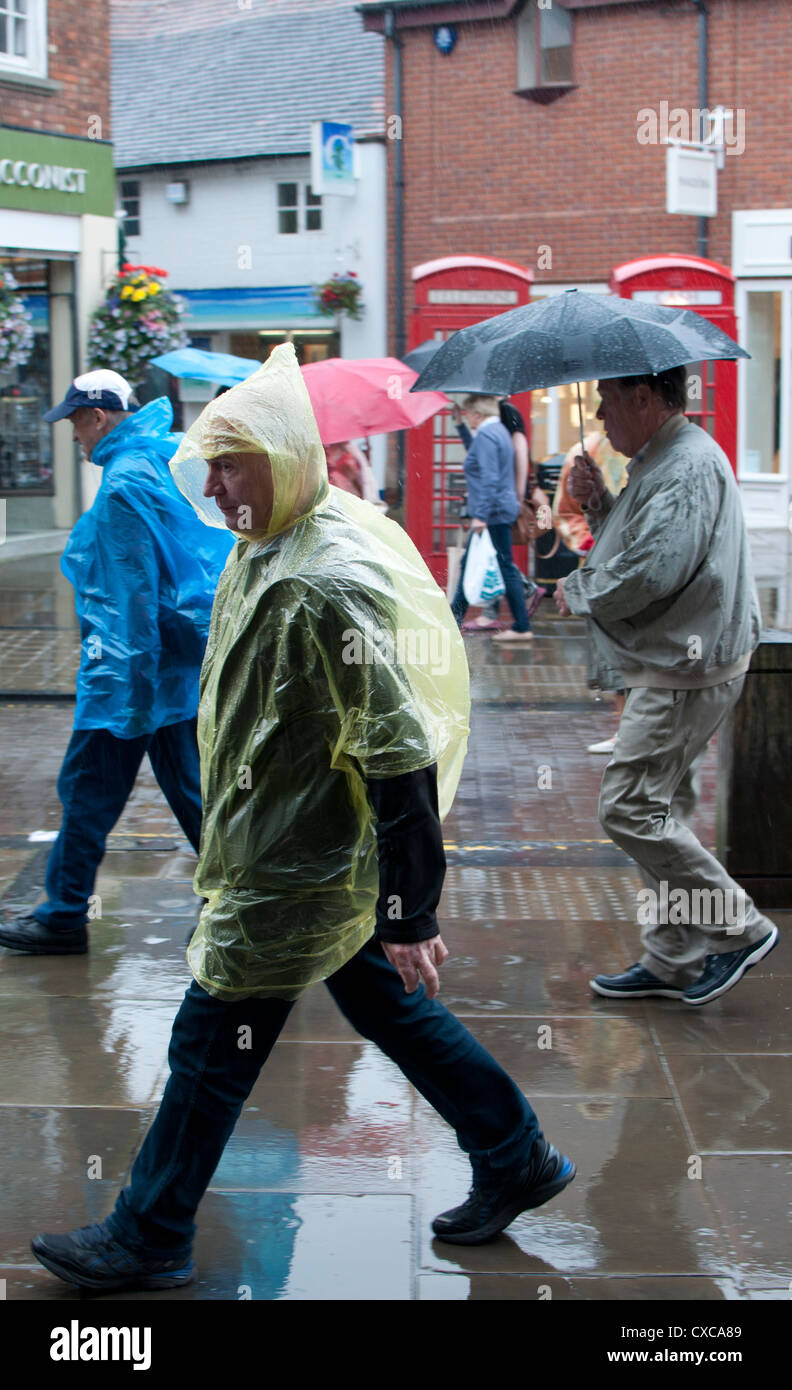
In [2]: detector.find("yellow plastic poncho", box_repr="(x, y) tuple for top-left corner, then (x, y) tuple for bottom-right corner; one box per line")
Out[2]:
(169, 343), (470, 1001)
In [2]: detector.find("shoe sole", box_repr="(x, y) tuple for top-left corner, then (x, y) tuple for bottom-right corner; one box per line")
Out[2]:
(432, 1161), (576, 1246)
(590, 980), (685, 1000)
(683, 926), (779, 1006)
(32, 1242), (195, 1293)
(0, 934), (87, 955)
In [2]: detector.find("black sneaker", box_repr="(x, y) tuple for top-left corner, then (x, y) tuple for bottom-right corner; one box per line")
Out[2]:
(0, 914), (87, 955)
(32, 1221), (195, 1293)
(683, 924), (779, 1006)
(590, 963), (685, 999)
(431, 1139), (575, 1245)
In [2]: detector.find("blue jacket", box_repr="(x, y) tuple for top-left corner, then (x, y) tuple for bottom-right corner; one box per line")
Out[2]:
(459, 419), (519, 526)
(61, 398), (234, 738)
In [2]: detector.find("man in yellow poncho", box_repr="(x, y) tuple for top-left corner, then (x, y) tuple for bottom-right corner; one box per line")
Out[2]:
(32, 345), (574, 1291)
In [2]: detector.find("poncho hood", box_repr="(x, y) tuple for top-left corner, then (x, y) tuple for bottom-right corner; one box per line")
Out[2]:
(92, 396), (176, 468)
(168, 342), (329, 539)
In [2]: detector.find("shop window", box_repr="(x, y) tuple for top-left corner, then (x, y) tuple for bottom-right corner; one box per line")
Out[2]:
(0, 258), (54, 496)
(516, 2), (574, 103)
(120, 180), (140, 237)
(277, 183), (299, 234)
(0, 0), (46, 77)
(743, 292), (782, 474)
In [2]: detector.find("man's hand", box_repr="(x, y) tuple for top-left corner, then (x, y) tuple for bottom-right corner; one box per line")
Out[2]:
(471, 517), (486, 533)
(569, 452), (606, 509)
(554, 576), (571, 617)
(381, 936), (449, 998)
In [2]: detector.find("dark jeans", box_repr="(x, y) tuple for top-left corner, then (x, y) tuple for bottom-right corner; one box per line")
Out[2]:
(107, 936), (541, 1254)
(34, 719), (202, 930)
(451, 522), (531, 632)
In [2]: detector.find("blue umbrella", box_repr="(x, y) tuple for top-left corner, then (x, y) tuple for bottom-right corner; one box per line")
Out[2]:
(151, 347), (261, 387)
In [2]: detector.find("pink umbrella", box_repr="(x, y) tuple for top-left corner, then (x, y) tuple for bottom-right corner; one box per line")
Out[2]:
(301, 356), (448, 445)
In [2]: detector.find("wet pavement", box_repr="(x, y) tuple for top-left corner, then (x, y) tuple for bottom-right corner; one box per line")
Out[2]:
(0, 554), (789, 1302)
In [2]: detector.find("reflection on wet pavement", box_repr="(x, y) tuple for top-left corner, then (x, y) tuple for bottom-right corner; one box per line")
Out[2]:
(0, 553), (789, 1300)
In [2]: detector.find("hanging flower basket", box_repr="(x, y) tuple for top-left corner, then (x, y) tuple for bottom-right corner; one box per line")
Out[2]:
(316, 271), (364, 322)
(88, 263), (189, 388)
(0, 270), (35, 373)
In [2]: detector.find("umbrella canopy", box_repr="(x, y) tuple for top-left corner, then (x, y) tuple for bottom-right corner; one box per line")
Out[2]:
(410, 289), (749, 396)
(151, 347), (261, 386)
(402, 338), (443, 373)
(301, 356), (448, 445)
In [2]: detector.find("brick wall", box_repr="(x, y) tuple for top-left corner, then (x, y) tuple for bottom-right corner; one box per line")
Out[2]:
(383, 0), (792, 340)
(0, 0), (111, 139)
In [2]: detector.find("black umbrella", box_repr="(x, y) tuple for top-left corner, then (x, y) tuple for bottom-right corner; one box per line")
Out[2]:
(402, 338), (443, 373)
(410, 289), (749, 449)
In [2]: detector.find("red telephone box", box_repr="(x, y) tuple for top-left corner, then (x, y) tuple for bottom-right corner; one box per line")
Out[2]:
(406, 256), (533, 586)
(609, 255), (739, 473)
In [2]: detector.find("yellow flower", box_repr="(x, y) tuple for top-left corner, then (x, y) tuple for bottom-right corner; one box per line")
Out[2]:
(121, 285), (134, 299)
(132, 289), (146, 301)
(148, 282), (161, 295)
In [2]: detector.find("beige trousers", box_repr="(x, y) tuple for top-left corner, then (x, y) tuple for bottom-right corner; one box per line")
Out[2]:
(598, 679), (773, 987)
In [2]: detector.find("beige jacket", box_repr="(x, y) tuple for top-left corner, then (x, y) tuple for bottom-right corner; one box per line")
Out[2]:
(563, 413), (761, 690)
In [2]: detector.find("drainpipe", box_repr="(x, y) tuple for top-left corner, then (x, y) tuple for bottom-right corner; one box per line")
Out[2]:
(384, 6), (406, 496)
(691, 0), (709, 259)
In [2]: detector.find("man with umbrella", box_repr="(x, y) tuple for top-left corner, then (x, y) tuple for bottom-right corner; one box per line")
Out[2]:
(556, 366), (778, 1006)
(412, 291), (778, 1007)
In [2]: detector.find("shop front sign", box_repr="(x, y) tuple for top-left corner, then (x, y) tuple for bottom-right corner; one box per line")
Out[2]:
(0, 128), (114, 218)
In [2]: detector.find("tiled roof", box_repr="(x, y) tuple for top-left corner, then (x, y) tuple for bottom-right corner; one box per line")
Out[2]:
(111, 0), (384, 168)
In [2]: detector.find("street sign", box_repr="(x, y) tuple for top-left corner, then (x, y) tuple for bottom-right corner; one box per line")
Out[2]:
(666, 145), (717, 217)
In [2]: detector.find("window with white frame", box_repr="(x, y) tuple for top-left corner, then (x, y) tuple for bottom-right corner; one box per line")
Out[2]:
(0, 0), (47, 79)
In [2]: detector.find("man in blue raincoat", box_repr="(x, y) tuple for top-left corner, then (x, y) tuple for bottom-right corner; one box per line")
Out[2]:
(0, 370), (233, 957)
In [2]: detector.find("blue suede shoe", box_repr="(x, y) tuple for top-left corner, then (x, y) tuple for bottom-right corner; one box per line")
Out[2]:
(590, 963), (685, 999)
(683, 924), (779, 1006)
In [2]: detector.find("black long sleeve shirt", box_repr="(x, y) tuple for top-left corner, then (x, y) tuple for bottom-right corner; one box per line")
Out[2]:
(365, 763), (445, 945)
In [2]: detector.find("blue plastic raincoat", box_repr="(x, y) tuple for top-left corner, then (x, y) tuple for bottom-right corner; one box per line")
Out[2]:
(61, 398), (234, 738)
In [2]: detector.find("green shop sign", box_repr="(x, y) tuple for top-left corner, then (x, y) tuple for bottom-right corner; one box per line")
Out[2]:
(0, 127), (115, 217)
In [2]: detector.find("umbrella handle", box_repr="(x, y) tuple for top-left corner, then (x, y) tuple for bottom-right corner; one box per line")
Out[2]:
(576, 381), (585, 456)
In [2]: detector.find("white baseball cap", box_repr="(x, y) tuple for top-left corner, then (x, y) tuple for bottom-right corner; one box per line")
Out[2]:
(44, 369), (137, 422)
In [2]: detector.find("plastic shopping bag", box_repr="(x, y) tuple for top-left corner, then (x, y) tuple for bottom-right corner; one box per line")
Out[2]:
(463, 528), (505, 607)
(446, 542), (464, 603)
